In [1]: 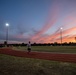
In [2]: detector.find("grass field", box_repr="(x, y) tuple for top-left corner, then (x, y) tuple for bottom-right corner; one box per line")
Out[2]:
(0, 54), (76, 75)
(0, 46), (76, 75)
(12, 46), (76, 53)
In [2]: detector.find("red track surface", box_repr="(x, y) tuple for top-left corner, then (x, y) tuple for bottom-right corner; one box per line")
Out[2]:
(0, 48), (76, 63)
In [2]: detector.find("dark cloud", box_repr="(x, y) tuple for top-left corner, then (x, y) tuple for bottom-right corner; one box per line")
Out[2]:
(0, 34), (5, 40)
(0, 18), (6, 41)
(0, 18), (5, 31)
(9, 35), (30, 43)
(31, 28), (39, 34)
(17, 23), (28, 35)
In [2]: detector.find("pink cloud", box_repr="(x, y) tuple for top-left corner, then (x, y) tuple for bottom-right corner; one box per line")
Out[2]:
(31, 3), (59, 42)
(36, 26), (76, 43)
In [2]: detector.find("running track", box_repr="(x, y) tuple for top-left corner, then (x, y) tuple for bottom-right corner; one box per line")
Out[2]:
(0, 48), (76, 63)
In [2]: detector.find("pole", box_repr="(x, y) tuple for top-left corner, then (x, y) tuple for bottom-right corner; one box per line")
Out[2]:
(60, 28), (62, 45)
(6, 26), (8, 44)
(75, 37), (76, 42)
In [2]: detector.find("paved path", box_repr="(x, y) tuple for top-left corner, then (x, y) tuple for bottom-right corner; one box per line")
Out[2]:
(0, 48), (76, 63)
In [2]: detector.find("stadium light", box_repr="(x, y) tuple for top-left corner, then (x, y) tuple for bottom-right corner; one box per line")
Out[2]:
(5, 23), (9, 46)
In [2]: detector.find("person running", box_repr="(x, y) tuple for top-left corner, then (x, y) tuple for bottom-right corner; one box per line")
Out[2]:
(27, 41), (31, 54)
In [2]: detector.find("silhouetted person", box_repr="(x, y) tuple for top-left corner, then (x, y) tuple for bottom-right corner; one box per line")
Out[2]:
(27, 41), (31, 54)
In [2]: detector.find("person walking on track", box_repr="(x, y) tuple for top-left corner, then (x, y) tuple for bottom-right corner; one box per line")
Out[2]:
(27, 41), (31, 54)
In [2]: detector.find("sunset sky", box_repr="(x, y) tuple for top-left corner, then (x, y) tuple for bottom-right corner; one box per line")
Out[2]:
(0, 0), (76, 44)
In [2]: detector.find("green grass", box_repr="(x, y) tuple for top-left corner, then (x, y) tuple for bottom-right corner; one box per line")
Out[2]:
(12, 46), (76, 53)
(0, 54), (76, 75)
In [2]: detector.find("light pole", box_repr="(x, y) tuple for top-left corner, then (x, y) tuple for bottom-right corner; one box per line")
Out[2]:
(60, 27), (62, 45)
(5, 23), (9, 46)
(75, 37), (76, 42)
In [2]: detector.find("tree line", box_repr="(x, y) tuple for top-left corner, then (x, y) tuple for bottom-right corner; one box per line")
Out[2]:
(0, 42), (76, 47)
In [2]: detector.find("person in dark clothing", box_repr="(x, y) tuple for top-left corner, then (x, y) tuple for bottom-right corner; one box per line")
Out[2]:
(27, 41), (31, 53)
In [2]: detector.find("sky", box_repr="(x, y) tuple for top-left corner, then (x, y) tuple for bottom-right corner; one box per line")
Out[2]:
(0, 0), (76, 44)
